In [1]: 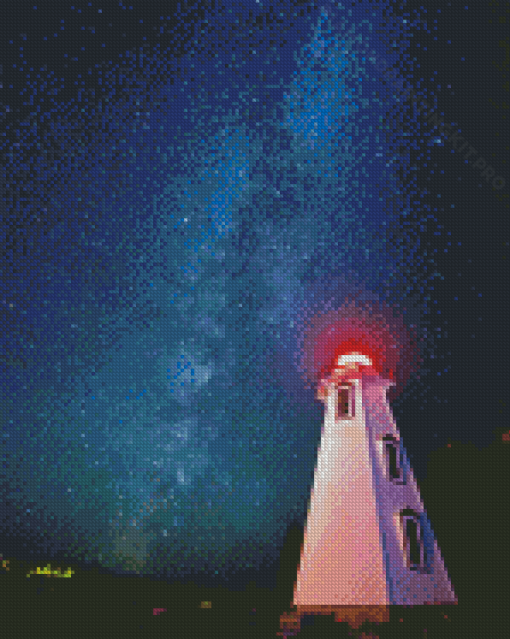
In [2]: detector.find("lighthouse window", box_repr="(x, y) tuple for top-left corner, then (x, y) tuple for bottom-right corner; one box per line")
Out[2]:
(382, 435), (404, 483)
(400, 509), (427, 571)
(337, 385), (354, 419)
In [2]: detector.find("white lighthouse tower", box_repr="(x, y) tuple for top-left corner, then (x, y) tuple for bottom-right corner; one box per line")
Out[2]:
(280, 352), (457, 634)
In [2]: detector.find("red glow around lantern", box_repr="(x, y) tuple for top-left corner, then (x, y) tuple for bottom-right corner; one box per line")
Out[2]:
(295, 274), (422, 399)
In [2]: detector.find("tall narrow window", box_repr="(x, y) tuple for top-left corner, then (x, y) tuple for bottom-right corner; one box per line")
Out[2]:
(383, 434), (404, 483)
(400, 509), (428, 571)
(336, 384), (354, 419)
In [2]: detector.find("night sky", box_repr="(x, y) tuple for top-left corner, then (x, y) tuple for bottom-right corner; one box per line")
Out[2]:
(1, 0), (508, 589)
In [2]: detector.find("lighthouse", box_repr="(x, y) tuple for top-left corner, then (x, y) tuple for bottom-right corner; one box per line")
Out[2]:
(280, 351), (457, 634)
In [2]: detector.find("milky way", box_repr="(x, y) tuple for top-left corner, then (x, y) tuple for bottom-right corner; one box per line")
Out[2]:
(1, 1), (456, 583)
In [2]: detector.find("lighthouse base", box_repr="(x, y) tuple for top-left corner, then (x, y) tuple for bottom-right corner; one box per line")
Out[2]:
(278, 605), (389, 636)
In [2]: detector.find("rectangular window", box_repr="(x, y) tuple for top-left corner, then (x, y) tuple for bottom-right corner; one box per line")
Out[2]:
(337, 384), (354, 419)
(400, 509), (430, 572)
(383, 435), (405, 483)
(405, 517), (422, 567)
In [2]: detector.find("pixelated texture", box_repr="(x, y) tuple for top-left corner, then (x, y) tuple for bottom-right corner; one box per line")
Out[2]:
(0, 0), (504, 592)
(294, 369), (457, 608)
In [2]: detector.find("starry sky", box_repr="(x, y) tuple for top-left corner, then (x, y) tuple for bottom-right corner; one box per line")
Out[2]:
(1, 0), (507, 587)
